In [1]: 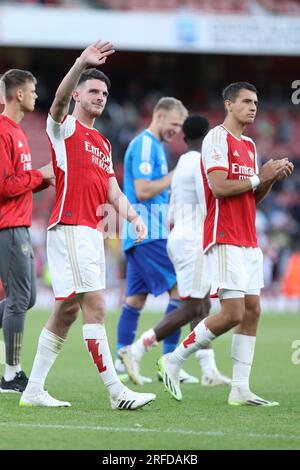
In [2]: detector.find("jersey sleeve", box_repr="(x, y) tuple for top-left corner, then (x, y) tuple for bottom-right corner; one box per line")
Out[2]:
(0, 134), (44, 199)
(201, 128), (229, 174)
(108, 159), (115, 177)
(131, 134), (155, 181)
(46, 114), (76, 171)
(253, 141), (259, 174)
(46, 113), (76, 142)
(106, 139), (115, 177)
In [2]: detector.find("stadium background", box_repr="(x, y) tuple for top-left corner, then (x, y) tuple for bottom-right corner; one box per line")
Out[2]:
(0, 0), (300, 451)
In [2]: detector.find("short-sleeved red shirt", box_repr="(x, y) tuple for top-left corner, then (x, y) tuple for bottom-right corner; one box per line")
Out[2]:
(47, 114), (115, 230)
(201, 125), (258, 252)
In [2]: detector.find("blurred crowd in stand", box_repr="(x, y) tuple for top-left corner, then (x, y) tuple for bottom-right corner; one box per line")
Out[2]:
(3, 0), (300, 15)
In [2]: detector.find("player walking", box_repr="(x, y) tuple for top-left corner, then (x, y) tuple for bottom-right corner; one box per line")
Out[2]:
(120, 116), (230, 387)
(158, 82), (293, 405)
(20, 41), (155, 410)
(117, 98), (201, 384)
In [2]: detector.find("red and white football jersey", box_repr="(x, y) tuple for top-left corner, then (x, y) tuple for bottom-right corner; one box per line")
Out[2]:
(201, 125), (258, 252)
(47, 114), (115, 230)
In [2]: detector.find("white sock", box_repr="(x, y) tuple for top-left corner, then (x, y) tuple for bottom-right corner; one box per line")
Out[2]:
(171, 320), (216, 367)
(231, 333), (256, 392)
(132, 328), (158, 360)
(83, 323), (123, 399)
(195, 348), (218, 376)
(26, 328), (65, 394)
(4, 364), (21, 381)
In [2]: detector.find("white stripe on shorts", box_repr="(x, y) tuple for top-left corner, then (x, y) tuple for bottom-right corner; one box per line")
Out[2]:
(64, 226), (83, 288)
(191, 248), (203, 294)
(218, 244), (227, 283)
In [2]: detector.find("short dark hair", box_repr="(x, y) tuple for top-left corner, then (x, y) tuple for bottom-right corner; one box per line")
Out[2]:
(183, 115), (209, 141)
(77, 68), (111, 91)
(222, 82), (257, 102)
(0, 69), (36, 101)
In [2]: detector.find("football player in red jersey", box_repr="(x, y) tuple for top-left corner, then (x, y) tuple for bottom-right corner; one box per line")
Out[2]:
(20, 41), (155, 410)
(157, 82), (294, 406)
(119, 116), (230, 387)
(0, 69), (53, 393)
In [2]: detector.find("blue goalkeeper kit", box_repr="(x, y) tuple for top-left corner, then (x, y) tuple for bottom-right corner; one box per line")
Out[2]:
(117, 129), (178, 353)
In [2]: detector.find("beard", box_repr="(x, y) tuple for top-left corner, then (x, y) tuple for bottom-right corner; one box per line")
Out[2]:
(159, 129), (173, 143)
(91, 105), (103, 117)
(81, 102), (104, 118)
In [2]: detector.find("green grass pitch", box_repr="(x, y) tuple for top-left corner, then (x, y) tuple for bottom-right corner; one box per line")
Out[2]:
(0, 309), (300, 450)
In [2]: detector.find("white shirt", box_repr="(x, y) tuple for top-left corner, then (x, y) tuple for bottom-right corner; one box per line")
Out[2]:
(169, 150), (206, 241)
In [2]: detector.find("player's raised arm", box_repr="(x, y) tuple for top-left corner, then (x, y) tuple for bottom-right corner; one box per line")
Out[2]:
(50, 40), (115, 123)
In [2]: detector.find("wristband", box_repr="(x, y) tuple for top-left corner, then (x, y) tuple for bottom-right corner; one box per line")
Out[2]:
(249, 174), (260, 189)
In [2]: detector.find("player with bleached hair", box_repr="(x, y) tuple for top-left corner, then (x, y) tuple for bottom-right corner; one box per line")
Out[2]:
(20, 41), (155, 410)
(117, 97), (200, 385)
(158, 82), (293, 406)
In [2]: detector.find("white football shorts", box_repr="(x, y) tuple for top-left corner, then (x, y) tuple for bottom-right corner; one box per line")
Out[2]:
(207, 244), (264, 299)
(167, 230), (210, 299)
(47, 224), (105, 299)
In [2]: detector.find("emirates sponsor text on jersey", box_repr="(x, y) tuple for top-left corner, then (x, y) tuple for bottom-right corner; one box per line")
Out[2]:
(20, 153), (32, 171)
(84, 141), (111, 173)
(232, 163), (255, 178)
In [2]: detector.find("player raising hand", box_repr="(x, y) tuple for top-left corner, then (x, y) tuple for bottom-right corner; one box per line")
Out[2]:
(20, 41), (154, 411)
